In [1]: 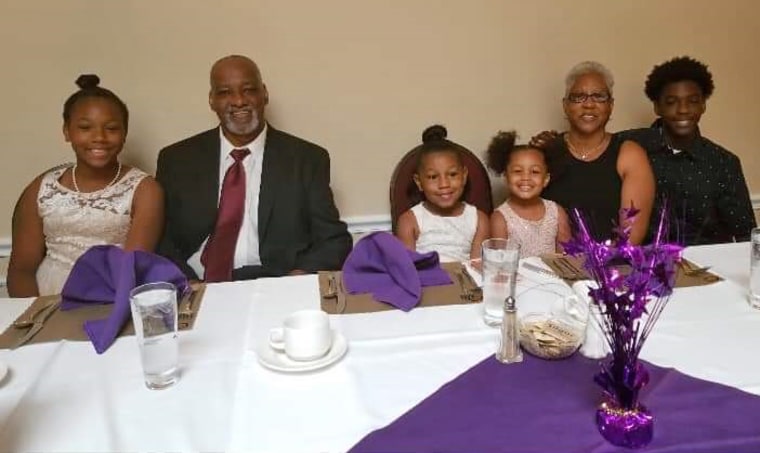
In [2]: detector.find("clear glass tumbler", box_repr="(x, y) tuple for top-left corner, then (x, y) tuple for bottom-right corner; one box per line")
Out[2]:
(750, 228), (760, 310)
(481, 238), (520, 326)
(130, 282), (180, 389)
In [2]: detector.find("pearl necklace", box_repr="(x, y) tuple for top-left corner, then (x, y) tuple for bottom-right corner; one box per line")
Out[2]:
(565, 133), (610, 161)
(72, 162), (122, 193)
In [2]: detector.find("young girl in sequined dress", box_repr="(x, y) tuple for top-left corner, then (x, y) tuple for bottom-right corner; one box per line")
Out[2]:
(486, 131), (571, 257)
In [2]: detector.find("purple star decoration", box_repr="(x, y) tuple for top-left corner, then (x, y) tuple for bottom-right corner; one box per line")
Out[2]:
(563, 206), (682, 448)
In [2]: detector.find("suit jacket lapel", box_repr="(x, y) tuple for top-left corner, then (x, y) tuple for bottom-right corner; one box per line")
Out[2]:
(258, 127), (284, 241)
(195, 129), (222, 233)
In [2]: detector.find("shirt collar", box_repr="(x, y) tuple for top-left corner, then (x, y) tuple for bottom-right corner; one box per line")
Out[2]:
(218, 123), (268, 161)
(651, 118), (702, 160)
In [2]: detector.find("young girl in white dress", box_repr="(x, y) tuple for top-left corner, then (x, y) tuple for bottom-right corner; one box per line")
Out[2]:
(486, 131), (572, 257)
(7, 75), (164, 296)
(396, 125), (490, 262)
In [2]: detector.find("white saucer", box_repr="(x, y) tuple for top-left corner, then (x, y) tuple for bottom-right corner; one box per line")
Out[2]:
(257, 331), (348, 373)
(0, 360), (8, 385)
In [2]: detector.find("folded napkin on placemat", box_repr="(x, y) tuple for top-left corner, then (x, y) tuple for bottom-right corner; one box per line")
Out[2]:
(60, 246), (189, 353)
(542, 254), (722, 288)
(350, 354), (760, 452)
(340, 232), (453, 312)
(0, 246), (191, 353)
(0, 286), (204, 350)
(319, 262), (479, 315)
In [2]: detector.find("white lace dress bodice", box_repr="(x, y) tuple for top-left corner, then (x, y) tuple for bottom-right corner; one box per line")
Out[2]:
(495, 198), (559, 258)
(35, 164), (147, 295)
(411, 202), (478, 262)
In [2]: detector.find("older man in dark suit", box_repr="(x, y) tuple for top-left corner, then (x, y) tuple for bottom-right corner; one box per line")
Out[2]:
(156, 55), (352, 281)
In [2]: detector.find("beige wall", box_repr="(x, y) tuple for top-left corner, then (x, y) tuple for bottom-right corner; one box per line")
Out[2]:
(1, 0), (759, 238)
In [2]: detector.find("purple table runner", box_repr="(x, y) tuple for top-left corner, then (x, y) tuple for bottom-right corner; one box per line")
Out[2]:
(349, 354), (760, 452)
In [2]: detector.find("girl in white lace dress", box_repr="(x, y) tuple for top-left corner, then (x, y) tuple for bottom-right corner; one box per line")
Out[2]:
(396, 125), (490, 262)
(486, 131), (571, 258)
(7, 75), (164, 296)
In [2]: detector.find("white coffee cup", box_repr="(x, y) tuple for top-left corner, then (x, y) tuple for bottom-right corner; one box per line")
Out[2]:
(269, 309), (333, 361)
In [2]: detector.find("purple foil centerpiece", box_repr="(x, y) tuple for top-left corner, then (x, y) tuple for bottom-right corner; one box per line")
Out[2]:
(564, 207), (682, 448)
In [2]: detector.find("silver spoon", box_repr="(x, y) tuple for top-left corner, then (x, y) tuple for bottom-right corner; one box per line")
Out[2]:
(13, 300), (57, 329)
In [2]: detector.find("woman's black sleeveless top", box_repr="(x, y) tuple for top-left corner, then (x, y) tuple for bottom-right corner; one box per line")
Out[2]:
(542, 133), (623, 241)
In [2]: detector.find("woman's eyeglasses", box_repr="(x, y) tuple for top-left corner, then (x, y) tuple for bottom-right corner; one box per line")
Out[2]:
(565, 92), (611, 104)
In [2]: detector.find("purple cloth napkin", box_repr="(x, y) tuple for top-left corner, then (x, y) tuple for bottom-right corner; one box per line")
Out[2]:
(350, 354), (760, 453)
(60, 245), (188, 354)
(342, 232), (452, 311)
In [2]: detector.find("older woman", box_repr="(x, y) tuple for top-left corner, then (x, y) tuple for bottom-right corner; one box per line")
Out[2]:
(539, 61), (655, 244)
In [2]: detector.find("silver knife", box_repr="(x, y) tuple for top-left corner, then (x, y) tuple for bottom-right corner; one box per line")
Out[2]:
(521, 262), (562, 279)
(13, 301), (60, 349)
(335, 273), (347, 314)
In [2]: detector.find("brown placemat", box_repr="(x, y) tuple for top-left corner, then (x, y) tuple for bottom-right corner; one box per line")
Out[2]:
(319, 262), (481, 315)
(540, 254), (722, 288)
(540, 254), (589, 282)
(0, 283), (206, 349)
(674, 259), (723, 287)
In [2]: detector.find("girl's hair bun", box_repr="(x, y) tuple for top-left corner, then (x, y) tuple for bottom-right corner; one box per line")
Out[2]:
(75, 74), (101, 90)
(422, 124), (448, 143)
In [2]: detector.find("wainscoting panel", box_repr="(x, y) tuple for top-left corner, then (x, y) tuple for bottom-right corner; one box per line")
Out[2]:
(1, 194), (758, 295)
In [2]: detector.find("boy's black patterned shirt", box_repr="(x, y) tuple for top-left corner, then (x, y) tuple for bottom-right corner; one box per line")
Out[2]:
(620, 120), (755, 245)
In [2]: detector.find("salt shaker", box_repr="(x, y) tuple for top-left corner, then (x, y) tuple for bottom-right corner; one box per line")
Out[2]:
(496, 296), (523, 364)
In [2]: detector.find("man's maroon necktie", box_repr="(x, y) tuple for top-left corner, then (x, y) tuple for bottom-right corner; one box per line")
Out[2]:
(202, 148), (250, 282)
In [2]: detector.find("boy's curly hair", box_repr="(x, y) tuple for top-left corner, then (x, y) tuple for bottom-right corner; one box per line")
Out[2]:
(644, 56), (714, 101)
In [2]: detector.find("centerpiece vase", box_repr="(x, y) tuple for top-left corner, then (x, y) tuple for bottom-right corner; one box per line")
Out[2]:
(565, 205), (680, 450)
(594, 354), (653, 448)
(596, 399), (653, 449)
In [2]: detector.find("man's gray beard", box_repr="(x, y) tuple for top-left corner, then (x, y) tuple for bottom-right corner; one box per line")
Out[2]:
(223, 114), (259, 137)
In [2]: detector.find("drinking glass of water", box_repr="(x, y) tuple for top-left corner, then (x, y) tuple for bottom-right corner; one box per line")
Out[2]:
(130, 282), (180, 390)
(481, 238), (521, 326)
(750, 228), (760, 310)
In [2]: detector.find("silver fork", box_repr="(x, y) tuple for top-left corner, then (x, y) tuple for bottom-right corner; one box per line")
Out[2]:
(13, 299), (59, 329)
(179, 288), (200, 319)
(556, 256), (586, 280)
(13, 301), (60, 348)
(456, 272), (482, 301)
(456, 273), (472, 301)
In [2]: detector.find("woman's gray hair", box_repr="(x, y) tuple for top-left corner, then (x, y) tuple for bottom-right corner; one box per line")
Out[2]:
(565, 61), (614, 95)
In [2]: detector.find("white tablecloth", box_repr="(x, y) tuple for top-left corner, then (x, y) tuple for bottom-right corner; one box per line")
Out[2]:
(0, 243), (758, 452)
